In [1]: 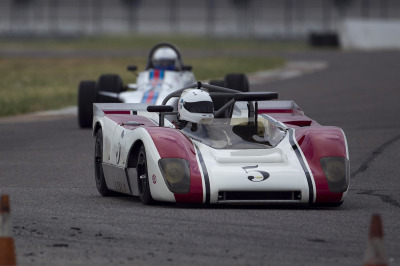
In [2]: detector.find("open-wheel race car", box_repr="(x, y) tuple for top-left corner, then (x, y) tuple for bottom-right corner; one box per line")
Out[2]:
(78, 42), (249, 128)
(92, 82), (350, 206)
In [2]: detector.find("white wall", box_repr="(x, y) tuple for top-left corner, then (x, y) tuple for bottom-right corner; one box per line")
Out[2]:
(339, 19), (400, 50)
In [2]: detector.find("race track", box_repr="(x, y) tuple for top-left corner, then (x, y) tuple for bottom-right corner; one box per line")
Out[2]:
(1, 50), (400, 265)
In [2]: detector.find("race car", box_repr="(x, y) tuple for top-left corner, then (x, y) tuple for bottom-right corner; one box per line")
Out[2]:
(78, 42), (249, 128)
(91, 82), (350, 206)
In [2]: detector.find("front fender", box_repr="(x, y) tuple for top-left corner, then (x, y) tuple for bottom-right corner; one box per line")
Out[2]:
(295, 126), (349, 203)
(146, 127), (204, 203)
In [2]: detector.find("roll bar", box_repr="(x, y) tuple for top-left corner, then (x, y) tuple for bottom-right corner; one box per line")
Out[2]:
(162, 82), (278, 121)
(145, 42), (189, 71)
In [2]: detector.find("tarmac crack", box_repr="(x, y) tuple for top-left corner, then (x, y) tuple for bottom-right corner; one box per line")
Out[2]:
(351, 133), (400, 178)
(356, 190), (400, 209)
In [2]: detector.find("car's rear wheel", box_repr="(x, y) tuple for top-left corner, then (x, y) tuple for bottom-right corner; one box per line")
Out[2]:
(94, 129), (113, 196)
(209, 79), (226, 87)
(137, 145), (155, 205)
(225, 73), (249, 92)
(78, 80), (97, 128)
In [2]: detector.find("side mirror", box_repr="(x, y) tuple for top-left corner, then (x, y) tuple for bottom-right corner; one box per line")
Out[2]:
(147, 105), (175, 127)
(182, 65), (192, 71)
(234, 92), (278, 102)
(127, 65), (137, 72)
(147, 105), (174, 113)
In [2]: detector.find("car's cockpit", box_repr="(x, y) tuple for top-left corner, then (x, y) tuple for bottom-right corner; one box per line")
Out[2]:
(179, 116), (286, 150)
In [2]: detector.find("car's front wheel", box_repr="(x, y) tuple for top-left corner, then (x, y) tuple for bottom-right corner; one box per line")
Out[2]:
(94, 129), (113, 196)
(97, 74), (124, 103)
(137, 145), (155, 205)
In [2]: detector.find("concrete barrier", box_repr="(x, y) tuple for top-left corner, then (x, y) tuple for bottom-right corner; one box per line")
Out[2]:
(339, 19), (400, 50)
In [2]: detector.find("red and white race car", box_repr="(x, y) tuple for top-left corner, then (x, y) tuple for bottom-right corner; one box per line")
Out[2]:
(92, 82), (350, 206)
(78, 42), (249, 128)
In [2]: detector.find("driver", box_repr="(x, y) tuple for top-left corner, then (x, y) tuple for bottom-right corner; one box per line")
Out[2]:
(152, 47), (178, 71)
(177, 88), (214, 130)
(177, 88), (235, 148)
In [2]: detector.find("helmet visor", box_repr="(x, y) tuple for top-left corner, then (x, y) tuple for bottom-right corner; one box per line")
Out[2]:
(184, 101), (214, 113)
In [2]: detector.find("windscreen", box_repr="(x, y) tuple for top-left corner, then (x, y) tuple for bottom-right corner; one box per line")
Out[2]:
(180, 116), (286, 149)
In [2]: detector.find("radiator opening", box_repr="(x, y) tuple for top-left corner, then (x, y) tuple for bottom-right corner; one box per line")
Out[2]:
(218, 191), (302, 202)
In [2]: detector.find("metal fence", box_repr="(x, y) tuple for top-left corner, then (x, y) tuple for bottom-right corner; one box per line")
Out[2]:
(0, 0), (399, 38)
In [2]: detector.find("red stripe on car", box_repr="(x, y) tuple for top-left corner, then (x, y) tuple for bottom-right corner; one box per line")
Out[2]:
(146, 90), (155, 103)
(104, 110), (131, 115)
(295, 127), (347, 203)
(259, 109), (294, 114)
(146, 127), (204, 203)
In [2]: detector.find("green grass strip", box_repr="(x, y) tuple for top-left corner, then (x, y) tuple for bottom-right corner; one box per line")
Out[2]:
(0, 35), (298, 117)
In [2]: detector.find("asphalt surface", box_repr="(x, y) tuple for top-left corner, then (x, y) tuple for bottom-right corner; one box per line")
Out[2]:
(1, 50), (400, 265)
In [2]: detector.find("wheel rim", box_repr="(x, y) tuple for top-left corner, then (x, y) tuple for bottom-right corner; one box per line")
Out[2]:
(94, 137), (102, 188)
(138, 150), (148, 196)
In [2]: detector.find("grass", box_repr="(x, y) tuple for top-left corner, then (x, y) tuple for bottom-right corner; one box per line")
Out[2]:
(0, 35), (303, 117)
(0, 34), (308, 51)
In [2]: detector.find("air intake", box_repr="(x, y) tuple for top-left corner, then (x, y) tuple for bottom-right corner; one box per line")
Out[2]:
(218, 191), (302, 204)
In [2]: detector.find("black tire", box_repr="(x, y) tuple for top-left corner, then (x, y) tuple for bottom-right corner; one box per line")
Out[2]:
(224, 73), (249, 92)
(97, 74), (123, 93)
(137, 145), (155, 205)
(94, 129), (113, 196)
(209, 79), (226, 87)
(78, 80), (97, 128)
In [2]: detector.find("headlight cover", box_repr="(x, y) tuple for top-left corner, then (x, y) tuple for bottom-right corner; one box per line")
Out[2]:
(320, 157), (350, 193)
(158, 158), (190, 194)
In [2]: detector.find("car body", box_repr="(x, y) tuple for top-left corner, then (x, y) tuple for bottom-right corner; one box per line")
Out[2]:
(78, 42), (248, 128)
(92, 83), (350, 206)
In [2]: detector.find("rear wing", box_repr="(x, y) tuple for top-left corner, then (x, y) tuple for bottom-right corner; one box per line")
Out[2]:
(93, 103), (150, 117)
(257, 100), (304, 115)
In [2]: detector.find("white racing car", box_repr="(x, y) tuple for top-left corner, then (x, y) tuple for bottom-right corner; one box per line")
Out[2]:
(91, 82), (350, 206)
(78, 42), (249, 128)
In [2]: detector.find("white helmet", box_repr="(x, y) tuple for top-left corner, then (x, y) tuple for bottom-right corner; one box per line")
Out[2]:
(152, 47), (178, 70)
(178, 89), (214, 124)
